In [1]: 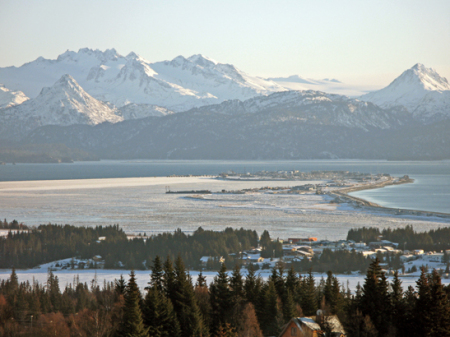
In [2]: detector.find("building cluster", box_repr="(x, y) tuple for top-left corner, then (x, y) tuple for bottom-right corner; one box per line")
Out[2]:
(201, 235), (450, 276)
(219, 169), (390, 183)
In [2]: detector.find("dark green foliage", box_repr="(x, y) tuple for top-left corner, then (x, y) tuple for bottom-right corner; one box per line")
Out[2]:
(210, 264), (233, 333)
(150, 255), (164, 291)
(0, 224), (258, 270)
(347, 225), (450, 251)
(259, 281), (284, 336)
(300, 270), (317, 316)
(172, 256), (205, 337)
(360, 258), (392, 336)
(244, 264), (261, 306)
(143, 286), (181, 337)
(0, 219), (28, 230)
(119, 271), (148, 337)
(0, 223), (126, 268)
(1, 254), (450, 337)
(413, 268), (450, 337)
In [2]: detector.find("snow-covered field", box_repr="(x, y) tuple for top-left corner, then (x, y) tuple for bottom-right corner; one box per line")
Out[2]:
(1, 260), (448, 293)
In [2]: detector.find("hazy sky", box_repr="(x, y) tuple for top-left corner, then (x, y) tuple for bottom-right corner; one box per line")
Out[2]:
(1, 0), (449, 86)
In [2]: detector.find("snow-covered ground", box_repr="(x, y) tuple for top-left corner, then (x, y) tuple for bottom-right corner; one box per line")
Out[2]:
(1, 258), (448, 293)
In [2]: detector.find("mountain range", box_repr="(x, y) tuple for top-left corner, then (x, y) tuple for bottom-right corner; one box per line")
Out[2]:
(0, 49), (449, 161)
(0, 48), (285, 112)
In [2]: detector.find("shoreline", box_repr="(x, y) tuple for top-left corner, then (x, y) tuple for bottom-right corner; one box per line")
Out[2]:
(329, 177), (450, 219)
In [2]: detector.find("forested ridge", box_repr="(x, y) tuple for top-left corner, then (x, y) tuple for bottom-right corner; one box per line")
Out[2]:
(2, 221), (448, 274)
(0, 221), (258, 270)
(347, 225), (450, 251)
(1, 257), (450, 336)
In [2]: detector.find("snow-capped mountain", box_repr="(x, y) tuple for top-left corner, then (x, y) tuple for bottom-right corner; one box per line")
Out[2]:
(0, 48), (285, 112)
(0, 84), (29, 108)
(150, 54), (285, 103)
(361, 64), (450, 122)
(0, 75), (122, 139)
(185, 90), (412, 130)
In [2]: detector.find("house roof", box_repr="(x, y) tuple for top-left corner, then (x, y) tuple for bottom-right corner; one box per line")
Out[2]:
(298, 317), (321, 331)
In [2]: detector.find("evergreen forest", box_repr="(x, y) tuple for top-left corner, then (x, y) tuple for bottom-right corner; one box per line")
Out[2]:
(1, 257), (450, 336)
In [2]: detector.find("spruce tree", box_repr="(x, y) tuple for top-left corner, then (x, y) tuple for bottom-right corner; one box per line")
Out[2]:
(150, 255), (164, 292)
(285, 266), (299, 296)
(119, 271), (148, 337)
(391, 271), (405, 335)
(196, 271), (207, 288)
(229, 264), (244, 301)
(282, 289), (297, 322)
(172, 256), (205, 337)
(261, 281), (283, 336)
(115, 274), (126, 295)
(143, 286), (181, 337)
(401, 285), (417, 337)
(376, 271), (392, 335)
(195, 272), (212, 333)
(428, 269), (450, 336)
(244, 264), (259, 305)
(210, 263), (232, 333)
(324, 271), (333, 308)
(300, 270), (317, 316)
(163, 256), (176, 302)
(414, 267), (432, 337)
(361, 257), (391, 335)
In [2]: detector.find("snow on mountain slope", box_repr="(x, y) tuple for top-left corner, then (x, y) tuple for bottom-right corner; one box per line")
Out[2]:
(269, 75), (380, 97)
(0, 48), (124, 98)
(0, 74), (121, 133)
(0, 49), (286, 112)
(361, 64), (450, 122)
(0, 84), (29, 108)
(150, 54), (286, 102)
(117, 103), (174, 119)
(185, 90), (412, 130)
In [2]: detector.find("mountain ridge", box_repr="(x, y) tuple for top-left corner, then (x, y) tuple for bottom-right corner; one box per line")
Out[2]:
(0, 48), (286, 112)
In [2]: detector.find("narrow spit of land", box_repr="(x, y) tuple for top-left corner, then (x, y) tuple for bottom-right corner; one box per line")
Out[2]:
(175, 170), (450, 219)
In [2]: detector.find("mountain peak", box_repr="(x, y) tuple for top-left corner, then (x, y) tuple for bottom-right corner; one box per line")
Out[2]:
(411, 63), (426, 71)
(57, 73), (76, 83)
(126, 51), (139, 59)
(360, 64), (450, 122)
(395, 63), (450, 91)
(0, 84), (29, 108)
(12, 74), (122, 127)
(187, 54), (217, 66)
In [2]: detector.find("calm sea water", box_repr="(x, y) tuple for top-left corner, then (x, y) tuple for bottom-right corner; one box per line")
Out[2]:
(0, 159), (449, 213)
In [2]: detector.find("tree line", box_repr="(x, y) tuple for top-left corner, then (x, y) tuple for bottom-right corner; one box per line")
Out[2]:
(1, 220), (406, 274)
(1, 256), (450, 336)
(347, 225), (450, 251)
(0, 221), (258, 270)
